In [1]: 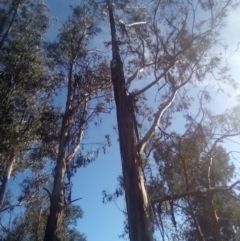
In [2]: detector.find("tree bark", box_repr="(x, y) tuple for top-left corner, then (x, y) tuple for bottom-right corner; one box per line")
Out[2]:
(187, 197), (206, 241)
(106, 1), (153, 240)
(44, 68), (74, 241)
(0, 155), (16, 210)
(208, 197), (222, 241)
(44, 62), (89, 240)
(43, 116), (68, 241)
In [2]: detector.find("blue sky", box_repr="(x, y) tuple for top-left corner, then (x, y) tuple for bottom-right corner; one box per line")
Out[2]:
(1, 0), (240, 240)
(43, 0), (240, 240)
(3, 1), (238, 240)
(45, 1), (126, 240)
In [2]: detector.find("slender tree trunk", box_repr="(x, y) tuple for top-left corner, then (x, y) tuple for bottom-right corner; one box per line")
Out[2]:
(107, 1), (153, 240)
(44, 69), (74, 241)
(44, 122), (68, 241)
(44, 65), (88, 240)
(0, 155), (16, 210)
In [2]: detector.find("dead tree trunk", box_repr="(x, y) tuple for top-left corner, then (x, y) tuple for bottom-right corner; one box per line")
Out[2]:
(107, 1), (153, 240)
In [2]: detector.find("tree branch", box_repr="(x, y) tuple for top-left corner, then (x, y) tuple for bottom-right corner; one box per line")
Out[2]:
(187, 197), (206, 241)
(138, 66), (196, 155)
(63, 197), (82, 209)
(138, 87), (178, 155)
(153, 180), (240, 203)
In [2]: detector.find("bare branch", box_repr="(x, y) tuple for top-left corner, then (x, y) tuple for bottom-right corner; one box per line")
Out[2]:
(228, 180), (240, 190)
(63, 197), (82, 209)
(138, 65), (197, 155)
(138, 87), (178, 155)
(128, 22), (147, 27)
(43, 188), (52, 201)
(187, 197), (206, 241)
(126, 68), (144, 87)
(153, 180), (240, 204)
(132, 67), (171, 97)
(207, 155), (214, 189)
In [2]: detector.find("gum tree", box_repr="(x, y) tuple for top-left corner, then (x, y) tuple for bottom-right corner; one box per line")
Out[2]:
(43, 5), (111, 241)
(0, 0), (51, 210)
(104, 0), (238, 240)
(151, 105), (240, 240)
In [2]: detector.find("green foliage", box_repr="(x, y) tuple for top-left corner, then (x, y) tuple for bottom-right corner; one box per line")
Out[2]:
(0, 0), (52, 165)
(0, 199), (86, 241)
(0, 1), (239, 240)
(151, 110), (240, 240)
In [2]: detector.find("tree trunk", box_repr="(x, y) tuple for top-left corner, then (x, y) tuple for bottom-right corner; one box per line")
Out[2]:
(0, 155), (16, 210)
(44, 68), (74, 241)
(43, 122), (68, 241)
(106, 1), (153, 240)
(44, 62), (88, 240)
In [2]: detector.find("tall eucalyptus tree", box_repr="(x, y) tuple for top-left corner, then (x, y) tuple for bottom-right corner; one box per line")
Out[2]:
(103, 0), (238, 240)
(0, 0), (51, 211)
(151, 105), (240, 240)
(0, 173), (86, 241)
(43, 5), (111, 241)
